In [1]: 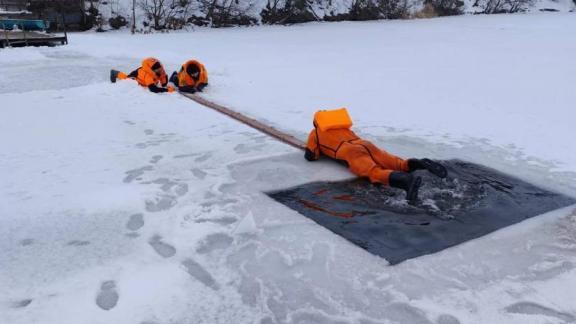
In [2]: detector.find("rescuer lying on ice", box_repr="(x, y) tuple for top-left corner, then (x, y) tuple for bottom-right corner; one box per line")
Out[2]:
(110, 57), (175, 93)
(305, 108), (447, 201)
(169, 60), (208, 93)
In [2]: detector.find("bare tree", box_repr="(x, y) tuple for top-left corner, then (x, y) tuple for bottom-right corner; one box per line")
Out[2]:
(197, 0), (256, 27)
(132, 0), (136, 33)
(425, 0), (464, 15)
(140, 0), (166, 29)
(261, 0), (286, 24)
(505, 0), (533, 13)
(481, 0), (532, 13)
(349, 0), (380, 20)
(482, 0), (505, 13)
(377, 0), (411, 19)
(139, 0), (193, 29)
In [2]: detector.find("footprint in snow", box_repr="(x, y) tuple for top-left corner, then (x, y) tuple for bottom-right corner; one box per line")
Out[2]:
(173, 152), (200, 159)
(149, 155), (163, 164)
(126, 213), (145, 231)
(191, 168), (207, 179)
(145, 194), (178, 212)
(194, 152), (212, 163)
(148, 235), (176, 258)
(67, 240), (90, 246)
(20, 239), (34, 246)
(196, 233), (233, 254)
(11, 299), (32, 308)
(181, 258), (219, 290)
(96, 281), (119, 311)
(123, 166), (154, 183)
(437, 314), (461, 324)
(195, 216), (237, 226)
(505, 301), (575, 323)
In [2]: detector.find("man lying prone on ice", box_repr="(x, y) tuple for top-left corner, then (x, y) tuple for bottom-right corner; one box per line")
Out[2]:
(110, 57), (175, 93)
(304, 108), (447, 201)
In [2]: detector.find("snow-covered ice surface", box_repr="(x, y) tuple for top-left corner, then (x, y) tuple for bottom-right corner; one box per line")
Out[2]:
(1, 13), (576, 324)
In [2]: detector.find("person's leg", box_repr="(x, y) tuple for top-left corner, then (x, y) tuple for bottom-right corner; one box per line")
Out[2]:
(338, 144), (383, 181)
(357, 140), (409, 172)
(389, 172), (422, 202)
(340, 143), (421, 201)
(110, 70), (128, 83)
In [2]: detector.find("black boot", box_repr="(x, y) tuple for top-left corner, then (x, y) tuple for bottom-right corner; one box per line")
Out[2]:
(110, 69), (119, 83)
(389, 171), (422, 202)
(408, 158), (447, 178)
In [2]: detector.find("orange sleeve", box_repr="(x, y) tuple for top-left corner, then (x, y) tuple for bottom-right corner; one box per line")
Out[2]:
(305, 129), (320, 161)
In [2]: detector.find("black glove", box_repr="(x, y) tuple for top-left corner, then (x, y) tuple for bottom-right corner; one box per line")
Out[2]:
(179, 85), (197, 93)
(197, 83), (207, 92)
(304, 149), (317, 161)
(148, 84), (168, 93)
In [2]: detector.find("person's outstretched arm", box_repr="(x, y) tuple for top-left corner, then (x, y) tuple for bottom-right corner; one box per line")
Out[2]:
(305, 129), (320, 161)
(148, 84), (169, 93)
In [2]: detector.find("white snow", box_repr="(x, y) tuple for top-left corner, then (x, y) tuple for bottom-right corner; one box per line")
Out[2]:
(1, 12), (576, 324)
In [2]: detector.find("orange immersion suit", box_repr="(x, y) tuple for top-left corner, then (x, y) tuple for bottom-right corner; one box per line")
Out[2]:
(172, 60), (208, 93)
(114, 57), (173, 93)
(305, 112), (409, 185)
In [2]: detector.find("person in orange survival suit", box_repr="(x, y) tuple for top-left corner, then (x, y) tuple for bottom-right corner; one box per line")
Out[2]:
(110, 58), (175, 93)
(305, 108), (447, 201)
(169, 60), (208, 93)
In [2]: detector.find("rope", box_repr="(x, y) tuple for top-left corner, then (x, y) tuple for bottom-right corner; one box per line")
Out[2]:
(181, 93), (306, 151)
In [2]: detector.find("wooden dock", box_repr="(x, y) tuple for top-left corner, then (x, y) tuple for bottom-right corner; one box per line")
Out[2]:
(1, 18), (68, 48)
(1, 29), (67, 48)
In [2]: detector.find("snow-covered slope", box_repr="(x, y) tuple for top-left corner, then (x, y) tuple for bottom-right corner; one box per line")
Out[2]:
(529, 0), (575, 11)
(1, 12), (576, 324)
(463, 0), (575, 12)
(93, 0), (575, 30)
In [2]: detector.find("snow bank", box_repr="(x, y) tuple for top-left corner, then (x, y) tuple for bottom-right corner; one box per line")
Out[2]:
(89, 0), (576, 31)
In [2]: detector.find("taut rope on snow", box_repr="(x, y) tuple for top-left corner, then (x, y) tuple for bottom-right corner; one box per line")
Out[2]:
(181, 93), (306, 151)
